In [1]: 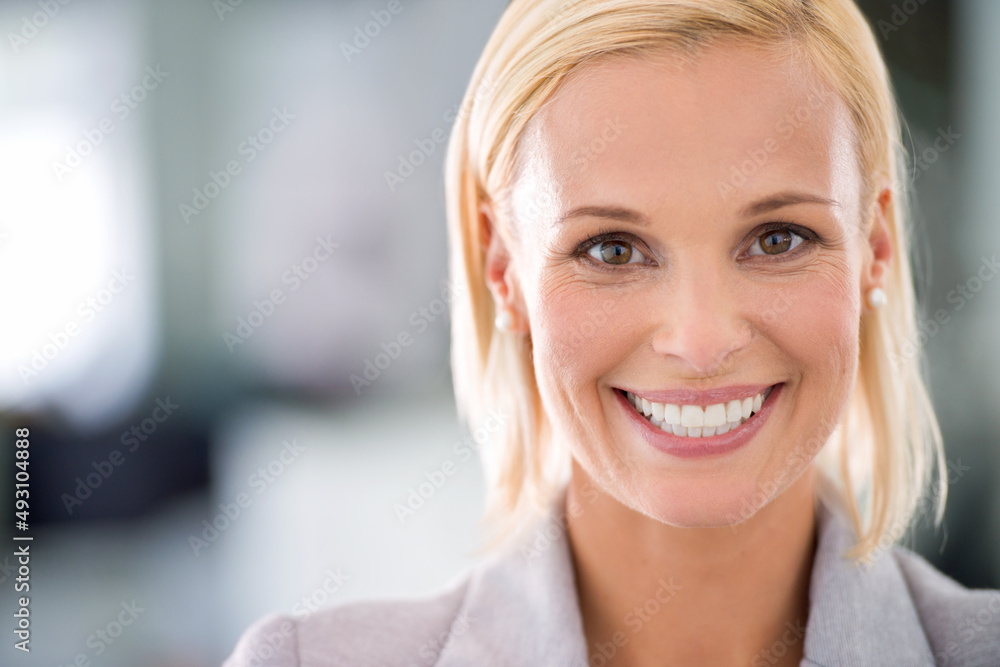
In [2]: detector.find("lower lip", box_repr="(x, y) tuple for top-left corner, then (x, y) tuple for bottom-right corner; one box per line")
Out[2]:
(616, 383), (783, 459)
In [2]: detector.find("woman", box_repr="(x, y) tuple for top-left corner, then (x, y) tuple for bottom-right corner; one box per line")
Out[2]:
(226, 1), (1000, 665)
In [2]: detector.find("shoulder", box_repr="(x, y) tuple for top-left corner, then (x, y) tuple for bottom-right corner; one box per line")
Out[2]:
(223, 613), (298, 667)
(223, 574), (473, 667)
(805, 489), (1000, 665)
(892, 546), (1000, 664)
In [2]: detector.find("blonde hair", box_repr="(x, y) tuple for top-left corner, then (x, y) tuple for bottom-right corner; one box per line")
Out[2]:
(444, 0), (946, 561)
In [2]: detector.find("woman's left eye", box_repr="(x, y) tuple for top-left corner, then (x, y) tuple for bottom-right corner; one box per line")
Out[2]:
(585, 239), (647, 265)
(747, 226), (807, 257)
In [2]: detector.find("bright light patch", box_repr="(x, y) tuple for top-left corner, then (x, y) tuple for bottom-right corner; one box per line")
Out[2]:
(0, 113), (127, 415)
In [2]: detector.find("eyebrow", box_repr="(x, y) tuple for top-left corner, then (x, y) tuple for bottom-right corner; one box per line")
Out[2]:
(554, 191), (840, 226)
(554, 206), (651, 227)
(739, 192), (841, 217)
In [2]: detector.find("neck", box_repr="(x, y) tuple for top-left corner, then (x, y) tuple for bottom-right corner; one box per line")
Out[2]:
(566, 463), (818, 667)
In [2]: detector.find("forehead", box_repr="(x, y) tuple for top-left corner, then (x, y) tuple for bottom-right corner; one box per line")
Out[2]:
(513, 40), (860, 221)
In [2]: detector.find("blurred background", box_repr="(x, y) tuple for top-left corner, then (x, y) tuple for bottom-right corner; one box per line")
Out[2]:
(0, 0), (996, 665)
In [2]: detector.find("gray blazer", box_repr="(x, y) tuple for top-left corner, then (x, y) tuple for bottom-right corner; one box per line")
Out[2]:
(224, 492), (1000, 666)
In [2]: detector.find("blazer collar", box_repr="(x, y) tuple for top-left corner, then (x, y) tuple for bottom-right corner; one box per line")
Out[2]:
(439, 487), (933, 666)
(800, 493), (934, 665)
(437, 495), (591, 666)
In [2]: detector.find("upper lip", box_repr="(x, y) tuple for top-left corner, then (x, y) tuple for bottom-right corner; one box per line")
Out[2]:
(618, 383), (777, 406)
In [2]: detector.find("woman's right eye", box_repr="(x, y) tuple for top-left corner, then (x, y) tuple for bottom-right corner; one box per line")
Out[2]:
(585, 238), (647, 265)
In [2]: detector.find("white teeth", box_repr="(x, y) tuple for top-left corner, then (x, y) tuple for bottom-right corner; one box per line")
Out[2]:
(625, 385), (775, 438)
(680, 405), (704, 428)
(704, 403), (727, 428)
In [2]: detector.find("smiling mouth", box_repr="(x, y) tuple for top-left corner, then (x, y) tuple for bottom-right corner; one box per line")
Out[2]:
(619, 385), (776, 438)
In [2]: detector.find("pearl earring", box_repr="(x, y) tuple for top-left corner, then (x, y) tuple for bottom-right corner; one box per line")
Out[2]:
(495, 309), (513, 332)
(866, 287), (887, 310)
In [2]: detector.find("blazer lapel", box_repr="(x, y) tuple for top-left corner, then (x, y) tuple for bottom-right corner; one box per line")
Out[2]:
(801, 496), (935, 666)
(437, 486), (934, 666)
(437, 496), (591, 666)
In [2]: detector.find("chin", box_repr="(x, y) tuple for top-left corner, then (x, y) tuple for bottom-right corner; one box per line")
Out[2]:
(634, 477), (773, 528)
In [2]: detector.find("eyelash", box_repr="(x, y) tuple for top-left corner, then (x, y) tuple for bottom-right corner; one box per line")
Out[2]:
(749, 220), (821, 258)
(573, 227), (649, 269)
(573, 221), (821, 268)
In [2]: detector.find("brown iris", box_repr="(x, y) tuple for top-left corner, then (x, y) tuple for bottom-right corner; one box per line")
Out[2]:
(760, 229), (792, 255)
(599, 241), (632, 264)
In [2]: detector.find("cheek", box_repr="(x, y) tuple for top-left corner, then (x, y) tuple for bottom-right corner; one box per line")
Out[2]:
(769, 285), (854, 345)
(756, 258), (861, 454)
(527, 279), (643, 483)
(525, 273), (638, 419)
(539, 296), (627, 371)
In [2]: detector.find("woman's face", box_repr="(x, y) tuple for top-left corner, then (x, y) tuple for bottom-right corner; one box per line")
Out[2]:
(488, 41), (889, 527)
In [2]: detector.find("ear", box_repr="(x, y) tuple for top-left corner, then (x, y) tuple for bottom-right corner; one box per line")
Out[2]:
(861, 184), (894, 311)
(481, 201), (529, 333)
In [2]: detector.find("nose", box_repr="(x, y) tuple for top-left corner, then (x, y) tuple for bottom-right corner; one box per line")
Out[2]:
(650, 268), (752, 376)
